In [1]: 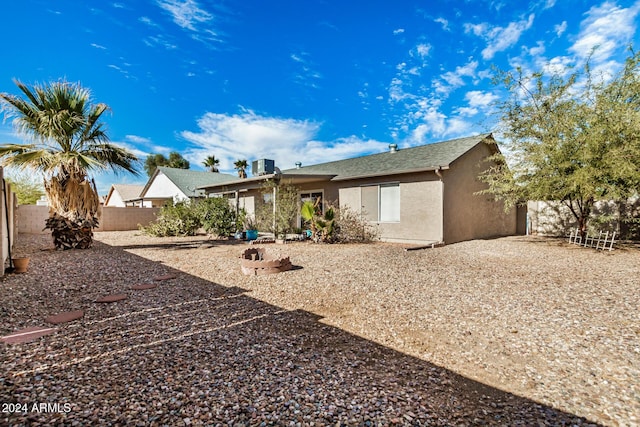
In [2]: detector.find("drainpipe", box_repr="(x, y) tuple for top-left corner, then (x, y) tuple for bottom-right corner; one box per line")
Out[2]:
(273, 186), (277, 237)
(435, 167), (444, 244)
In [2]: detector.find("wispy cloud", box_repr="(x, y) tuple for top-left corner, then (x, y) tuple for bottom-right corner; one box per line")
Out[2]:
(143, 34), (178, 50)
(434, 17), (450, 31)
(155, 0), (226, 47)
(393, 28), (405, 35)
(125, 135), (152, 144)
(91, 43), (107, 50)
(139, 16), (160, 28)
(554, 20), (567, 37)
(157, 0), (211, 31)
(435, 60), (479, 94)
(465, 14), (535, 59)
(569, 1), (640, 63)
(290, 52), (322, 89)
(180, 109), (387, 171)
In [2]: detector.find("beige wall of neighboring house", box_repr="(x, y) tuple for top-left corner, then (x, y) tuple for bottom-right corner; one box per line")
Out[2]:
(442, 142), (517, 244)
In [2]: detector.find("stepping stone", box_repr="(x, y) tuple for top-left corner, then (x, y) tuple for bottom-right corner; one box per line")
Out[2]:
(130, 283), (157, 290)
(153, 274), (177, 281)
(45, 310), (85, 324)
(1, 326), (57, 344)
(95, 294), (128, 303)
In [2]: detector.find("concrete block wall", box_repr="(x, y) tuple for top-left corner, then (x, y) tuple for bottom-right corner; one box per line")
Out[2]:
(17, 206), (160, 234)
(98, 207), (159, 231)
(17, 205), (50, 234)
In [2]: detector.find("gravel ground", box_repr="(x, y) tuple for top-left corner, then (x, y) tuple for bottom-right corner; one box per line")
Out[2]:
(0, 231), (638, 426)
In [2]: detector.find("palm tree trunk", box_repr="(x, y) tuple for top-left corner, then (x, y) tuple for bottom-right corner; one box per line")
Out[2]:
(44, 175), (100, 249)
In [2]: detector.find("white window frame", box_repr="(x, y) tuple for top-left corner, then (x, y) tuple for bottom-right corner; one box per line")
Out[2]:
(299, 189), (324, 227)
(361, 182), (400, 223)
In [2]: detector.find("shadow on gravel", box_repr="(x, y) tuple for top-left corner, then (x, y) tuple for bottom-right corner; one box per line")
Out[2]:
(0, 240), (602, 426)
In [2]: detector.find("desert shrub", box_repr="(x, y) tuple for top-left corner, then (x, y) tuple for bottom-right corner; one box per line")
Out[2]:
(333, 205), (379, 243)
(302, 201), (379, 244)
(140, 197), (238, 237)
(140, 200), (201, 237)
(255, 181), (300, 237)
(197, 197), (237, 237)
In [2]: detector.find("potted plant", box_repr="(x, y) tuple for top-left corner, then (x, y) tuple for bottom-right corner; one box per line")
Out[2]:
(244, 216), (258, 241)
(234, 208), (247, 240)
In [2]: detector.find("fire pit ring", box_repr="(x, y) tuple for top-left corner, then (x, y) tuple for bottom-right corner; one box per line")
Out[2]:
(240, 248), (292, 275)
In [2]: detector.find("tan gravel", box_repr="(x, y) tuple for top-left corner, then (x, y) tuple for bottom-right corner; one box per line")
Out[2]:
(1, 231), (638, 426)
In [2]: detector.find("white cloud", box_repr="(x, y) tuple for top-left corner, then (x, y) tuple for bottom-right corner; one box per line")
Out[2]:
(156, 0), (211, 31)
(393, 28), (405, 35)
(155, 0), (226, 47)
(124, 135), (152, 144)
(143, 35), (178, 50)
(91, 43), (107, 50)
(465, 14), (535, 60)
(527, 41), (546, 57)
(434, 17), (450, 31)
(179, 110), (387, 172)
(139, 16), (159, 27)
(554, 20), (567, 37)
(436, 60), (479, 94)
(415, 43), (432, 58)
(290, 52), (323, 89)
(465, 90), (498, 108)
(570, 1), (640, 63)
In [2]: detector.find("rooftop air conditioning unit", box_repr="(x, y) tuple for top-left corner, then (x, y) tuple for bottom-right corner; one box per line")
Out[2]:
(252, 159), (275, 176)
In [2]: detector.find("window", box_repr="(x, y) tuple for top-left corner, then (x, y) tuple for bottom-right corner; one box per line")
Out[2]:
(300, 191), (324, 214)
(299, 191), (324, 228)
(361, 183), (400, 222)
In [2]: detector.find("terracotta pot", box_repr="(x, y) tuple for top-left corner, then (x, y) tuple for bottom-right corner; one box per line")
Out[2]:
(12, 257), (30, 273)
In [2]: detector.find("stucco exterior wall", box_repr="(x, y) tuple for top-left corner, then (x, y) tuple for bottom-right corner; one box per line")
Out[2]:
(104, 191), (126, 207)
(442, 143), (517, 244)
(144, 173), (188, 201)
(336, 172), (444, 244)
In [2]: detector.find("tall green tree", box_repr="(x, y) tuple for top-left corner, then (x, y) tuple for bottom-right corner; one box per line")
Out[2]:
(144, 151), (189, 176)
(234, 159), (248, 178)
(0, 80), (139, 249)
(480, 50), (640, 236)
(203, 155), (220, 172)
(5, 169), (45, 205)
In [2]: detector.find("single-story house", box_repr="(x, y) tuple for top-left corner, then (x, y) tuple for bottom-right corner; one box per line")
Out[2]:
(134, 166), (237, 207)
(199, 133), (522, 245)
(104, 184), (145, 207)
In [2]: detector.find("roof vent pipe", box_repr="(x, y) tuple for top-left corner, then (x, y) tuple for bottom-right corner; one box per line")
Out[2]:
(389, 143), (398, 153)
(295, 162), (302, 169)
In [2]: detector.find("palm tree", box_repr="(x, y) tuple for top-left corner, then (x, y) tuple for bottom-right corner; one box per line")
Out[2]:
(234, 159), (248, 178)
(0, 80), (139, 249)
(203, 155), (220, 172)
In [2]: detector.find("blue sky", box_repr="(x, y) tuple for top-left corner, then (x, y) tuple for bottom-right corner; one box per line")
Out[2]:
(1, 0), (640, 195)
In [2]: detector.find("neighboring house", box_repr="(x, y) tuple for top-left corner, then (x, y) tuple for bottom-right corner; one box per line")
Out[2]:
(199, 133), (521, 245)
(104, 184), (144, 207)
(134, 166), (237, 207)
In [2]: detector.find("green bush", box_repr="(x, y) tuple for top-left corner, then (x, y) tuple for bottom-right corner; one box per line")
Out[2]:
(140, 200), (201, 237)
(140, 197), (238, 237)
(197, 197), (237, 237)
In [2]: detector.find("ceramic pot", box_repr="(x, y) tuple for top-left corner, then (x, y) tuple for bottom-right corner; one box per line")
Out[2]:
(12, 257), (30, 273)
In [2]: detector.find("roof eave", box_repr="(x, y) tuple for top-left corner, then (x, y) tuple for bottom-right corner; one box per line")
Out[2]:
(199, 173), (336, 191)
(331, 165), (450, 182)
